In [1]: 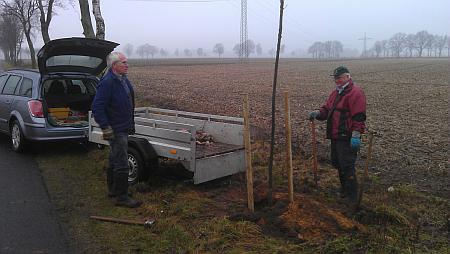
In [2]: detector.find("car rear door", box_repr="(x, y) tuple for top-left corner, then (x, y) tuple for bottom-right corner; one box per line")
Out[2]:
(0, 75), (22, 131)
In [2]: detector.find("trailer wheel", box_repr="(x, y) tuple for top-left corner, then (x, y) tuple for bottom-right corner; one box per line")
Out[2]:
(127, 147), (144, 185)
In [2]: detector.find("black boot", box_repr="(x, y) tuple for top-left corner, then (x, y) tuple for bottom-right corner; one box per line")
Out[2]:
(337, 168), (347, 198)
(114, 173), (142, 208)
(346, 175), (358, 203)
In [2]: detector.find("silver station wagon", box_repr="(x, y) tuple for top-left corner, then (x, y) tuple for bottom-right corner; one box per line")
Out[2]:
(0, 37), (118, 152)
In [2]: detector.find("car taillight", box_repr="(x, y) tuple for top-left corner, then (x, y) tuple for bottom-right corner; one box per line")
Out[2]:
(28, 100), (44, 118)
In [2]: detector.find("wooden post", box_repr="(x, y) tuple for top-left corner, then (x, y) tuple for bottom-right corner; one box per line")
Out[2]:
(310, 120), (318, 186)
(355, 132), (375, 209)
(243, 95), (254, 212)
(284, 91), (294, 203)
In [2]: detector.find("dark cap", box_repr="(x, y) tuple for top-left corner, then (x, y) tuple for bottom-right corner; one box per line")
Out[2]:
(330, 66), (350, 77)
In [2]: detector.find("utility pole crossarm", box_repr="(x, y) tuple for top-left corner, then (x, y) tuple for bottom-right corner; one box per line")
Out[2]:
(358, 32), (373, 57)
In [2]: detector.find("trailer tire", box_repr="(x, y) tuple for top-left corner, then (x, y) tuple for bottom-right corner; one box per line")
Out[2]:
(127, 147), (144, 185)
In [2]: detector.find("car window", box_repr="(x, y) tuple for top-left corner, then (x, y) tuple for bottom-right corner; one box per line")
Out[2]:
(46, 55), (102, 68)
(0, 74), (9, 92)
(17, 77), (33, 98)
(2, 75), (21, 95)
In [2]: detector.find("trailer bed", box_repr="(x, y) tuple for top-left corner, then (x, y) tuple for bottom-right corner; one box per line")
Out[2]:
(195, 142), (243, 159)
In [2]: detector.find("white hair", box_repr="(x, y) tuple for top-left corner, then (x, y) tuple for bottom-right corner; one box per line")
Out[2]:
(106, 52), (125, 68)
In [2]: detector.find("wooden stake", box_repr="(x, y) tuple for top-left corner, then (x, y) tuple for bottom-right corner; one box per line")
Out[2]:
(310, 120), (318, 186)
(355, 132), (375, 209)
(243, 94), (254, 212)
(284, 91), (294, 203)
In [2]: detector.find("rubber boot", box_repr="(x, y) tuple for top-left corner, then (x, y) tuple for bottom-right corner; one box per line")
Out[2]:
(346, 176), (358, 203)
(337, 168), (347, 198)
(114, 173), (142, 208)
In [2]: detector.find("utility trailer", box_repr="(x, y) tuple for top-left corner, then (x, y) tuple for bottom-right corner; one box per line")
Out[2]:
(89, 107), (245, 184)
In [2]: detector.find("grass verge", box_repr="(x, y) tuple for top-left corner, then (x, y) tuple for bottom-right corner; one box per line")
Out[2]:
(36, 143), (449, 253)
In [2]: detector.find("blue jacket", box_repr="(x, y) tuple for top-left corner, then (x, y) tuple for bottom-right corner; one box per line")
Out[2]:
(92, 69), (135, 134)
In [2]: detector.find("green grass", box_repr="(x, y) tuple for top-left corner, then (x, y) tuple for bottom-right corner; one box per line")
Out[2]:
(35, 144), (450, 253)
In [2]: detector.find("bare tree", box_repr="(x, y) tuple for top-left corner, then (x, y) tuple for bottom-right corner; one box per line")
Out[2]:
(159, 48), (168, 57)
(268, 48), (275, 57)
(447, 36), (450, 57)
(137, 43), (157, 59)
(212, 43), (224, 58)
(123, 43), (133, 57)
(146, 44), (158, 58)
(183, 48), (191, 57)
(414, 30), (430, 57)
(1, 0), (38, 68)
(233, 39), (255, 57)
(135, 44), (144, 58)
(91, 0), (104, 39)
(380, 40), (388, 57)
(434, 35), (447, 57)
(78, 0), (104, 39)
(78, 0), (93, 38)
(331, 40), (343, 58)
(174, 48), (179, 57)
(425, 34), (435, 57)
(308, 42), (322, 58)
(388, 33), (406, 57)
(36, 0), (61, 43)
(372, 41), (383, 57)
(0, 9), (23, 64)
(196, 47), (203, 57)
(256, 43), (262, 56)
(405, 34), (416, 57)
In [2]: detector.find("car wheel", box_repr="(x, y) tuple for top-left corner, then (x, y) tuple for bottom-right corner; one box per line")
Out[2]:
(10, 120), (26, 153)
(127, 147), (143, 185)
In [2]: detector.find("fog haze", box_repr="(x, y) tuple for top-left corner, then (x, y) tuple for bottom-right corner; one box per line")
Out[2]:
(47, 0), (450, 57)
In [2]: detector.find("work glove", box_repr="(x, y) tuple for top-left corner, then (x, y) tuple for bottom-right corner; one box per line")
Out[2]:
(308, 110), (320, 121)
(102, 127), (115, 141)
(350, 131), (361, 151)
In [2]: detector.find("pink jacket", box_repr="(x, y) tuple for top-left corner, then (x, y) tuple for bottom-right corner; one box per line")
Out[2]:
(317, 80), (366, 140)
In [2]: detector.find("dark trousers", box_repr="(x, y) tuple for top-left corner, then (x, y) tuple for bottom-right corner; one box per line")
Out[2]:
(331, 140), (358, 201)
(107, 133), (129, 198)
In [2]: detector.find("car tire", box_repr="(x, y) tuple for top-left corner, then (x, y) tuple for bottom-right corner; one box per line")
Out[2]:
(10, 120), (26, 153)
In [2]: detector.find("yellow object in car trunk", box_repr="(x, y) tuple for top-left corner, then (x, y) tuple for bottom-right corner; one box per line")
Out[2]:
(48, 107), (70, 119)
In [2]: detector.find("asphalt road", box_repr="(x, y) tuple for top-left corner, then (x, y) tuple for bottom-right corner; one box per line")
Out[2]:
(0, 135), (72, 254)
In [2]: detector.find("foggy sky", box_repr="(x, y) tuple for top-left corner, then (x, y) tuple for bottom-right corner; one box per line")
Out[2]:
(46, 0), (450, 57)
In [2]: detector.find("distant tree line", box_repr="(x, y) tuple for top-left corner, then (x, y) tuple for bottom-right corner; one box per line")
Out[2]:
(307, 41), (343, 59)
(369, 30), (448, 58)
(124, 40), (279, 59)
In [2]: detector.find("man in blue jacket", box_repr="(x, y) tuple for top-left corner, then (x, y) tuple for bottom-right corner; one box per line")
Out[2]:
(92, 52), (141, 208)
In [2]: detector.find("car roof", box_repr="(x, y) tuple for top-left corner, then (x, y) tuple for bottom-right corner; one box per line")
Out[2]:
(5, 68), (40, 76)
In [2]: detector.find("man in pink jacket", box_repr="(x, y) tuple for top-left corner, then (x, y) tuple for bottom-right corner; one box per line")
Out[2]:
(309, 66), (366, 203)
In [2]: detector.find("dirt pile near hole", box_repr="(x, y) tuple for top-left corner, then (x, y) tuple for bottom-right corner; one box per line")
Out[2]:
(275, 193), (365, 242)
(223, 183), (365, 243)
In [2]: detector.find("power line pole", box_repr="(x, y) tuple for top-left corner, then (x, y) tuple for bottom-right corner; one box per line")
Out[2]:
(240, 0), (248, 60)
(358, 32), (373, 58)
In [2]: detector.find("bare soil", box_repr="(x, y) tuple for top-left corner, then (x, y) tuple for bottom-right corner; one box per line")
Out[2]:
(130, 58), (449, 198)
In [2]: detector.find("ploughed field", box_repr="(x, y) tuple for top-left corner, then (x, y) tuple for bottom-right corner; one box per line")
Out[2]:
(129, 58), (449, 198)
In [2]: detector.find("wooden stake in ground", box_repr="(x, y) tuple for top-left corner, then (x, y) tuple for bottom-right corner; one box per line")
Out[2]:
(284, 91), (294, 203)
(310, 120), (318, 186)
(355, 132), (375, 209)
(243, 94), (254, 212)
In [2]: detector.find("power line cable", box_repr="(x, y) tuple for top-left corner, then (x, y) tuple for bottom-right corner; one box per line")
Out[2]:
(126, 0), (230, 3)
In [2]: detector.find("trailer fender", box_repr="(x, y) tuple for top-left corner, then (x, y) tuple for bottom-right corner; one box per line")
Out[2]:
(128, 136), (158, 166)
